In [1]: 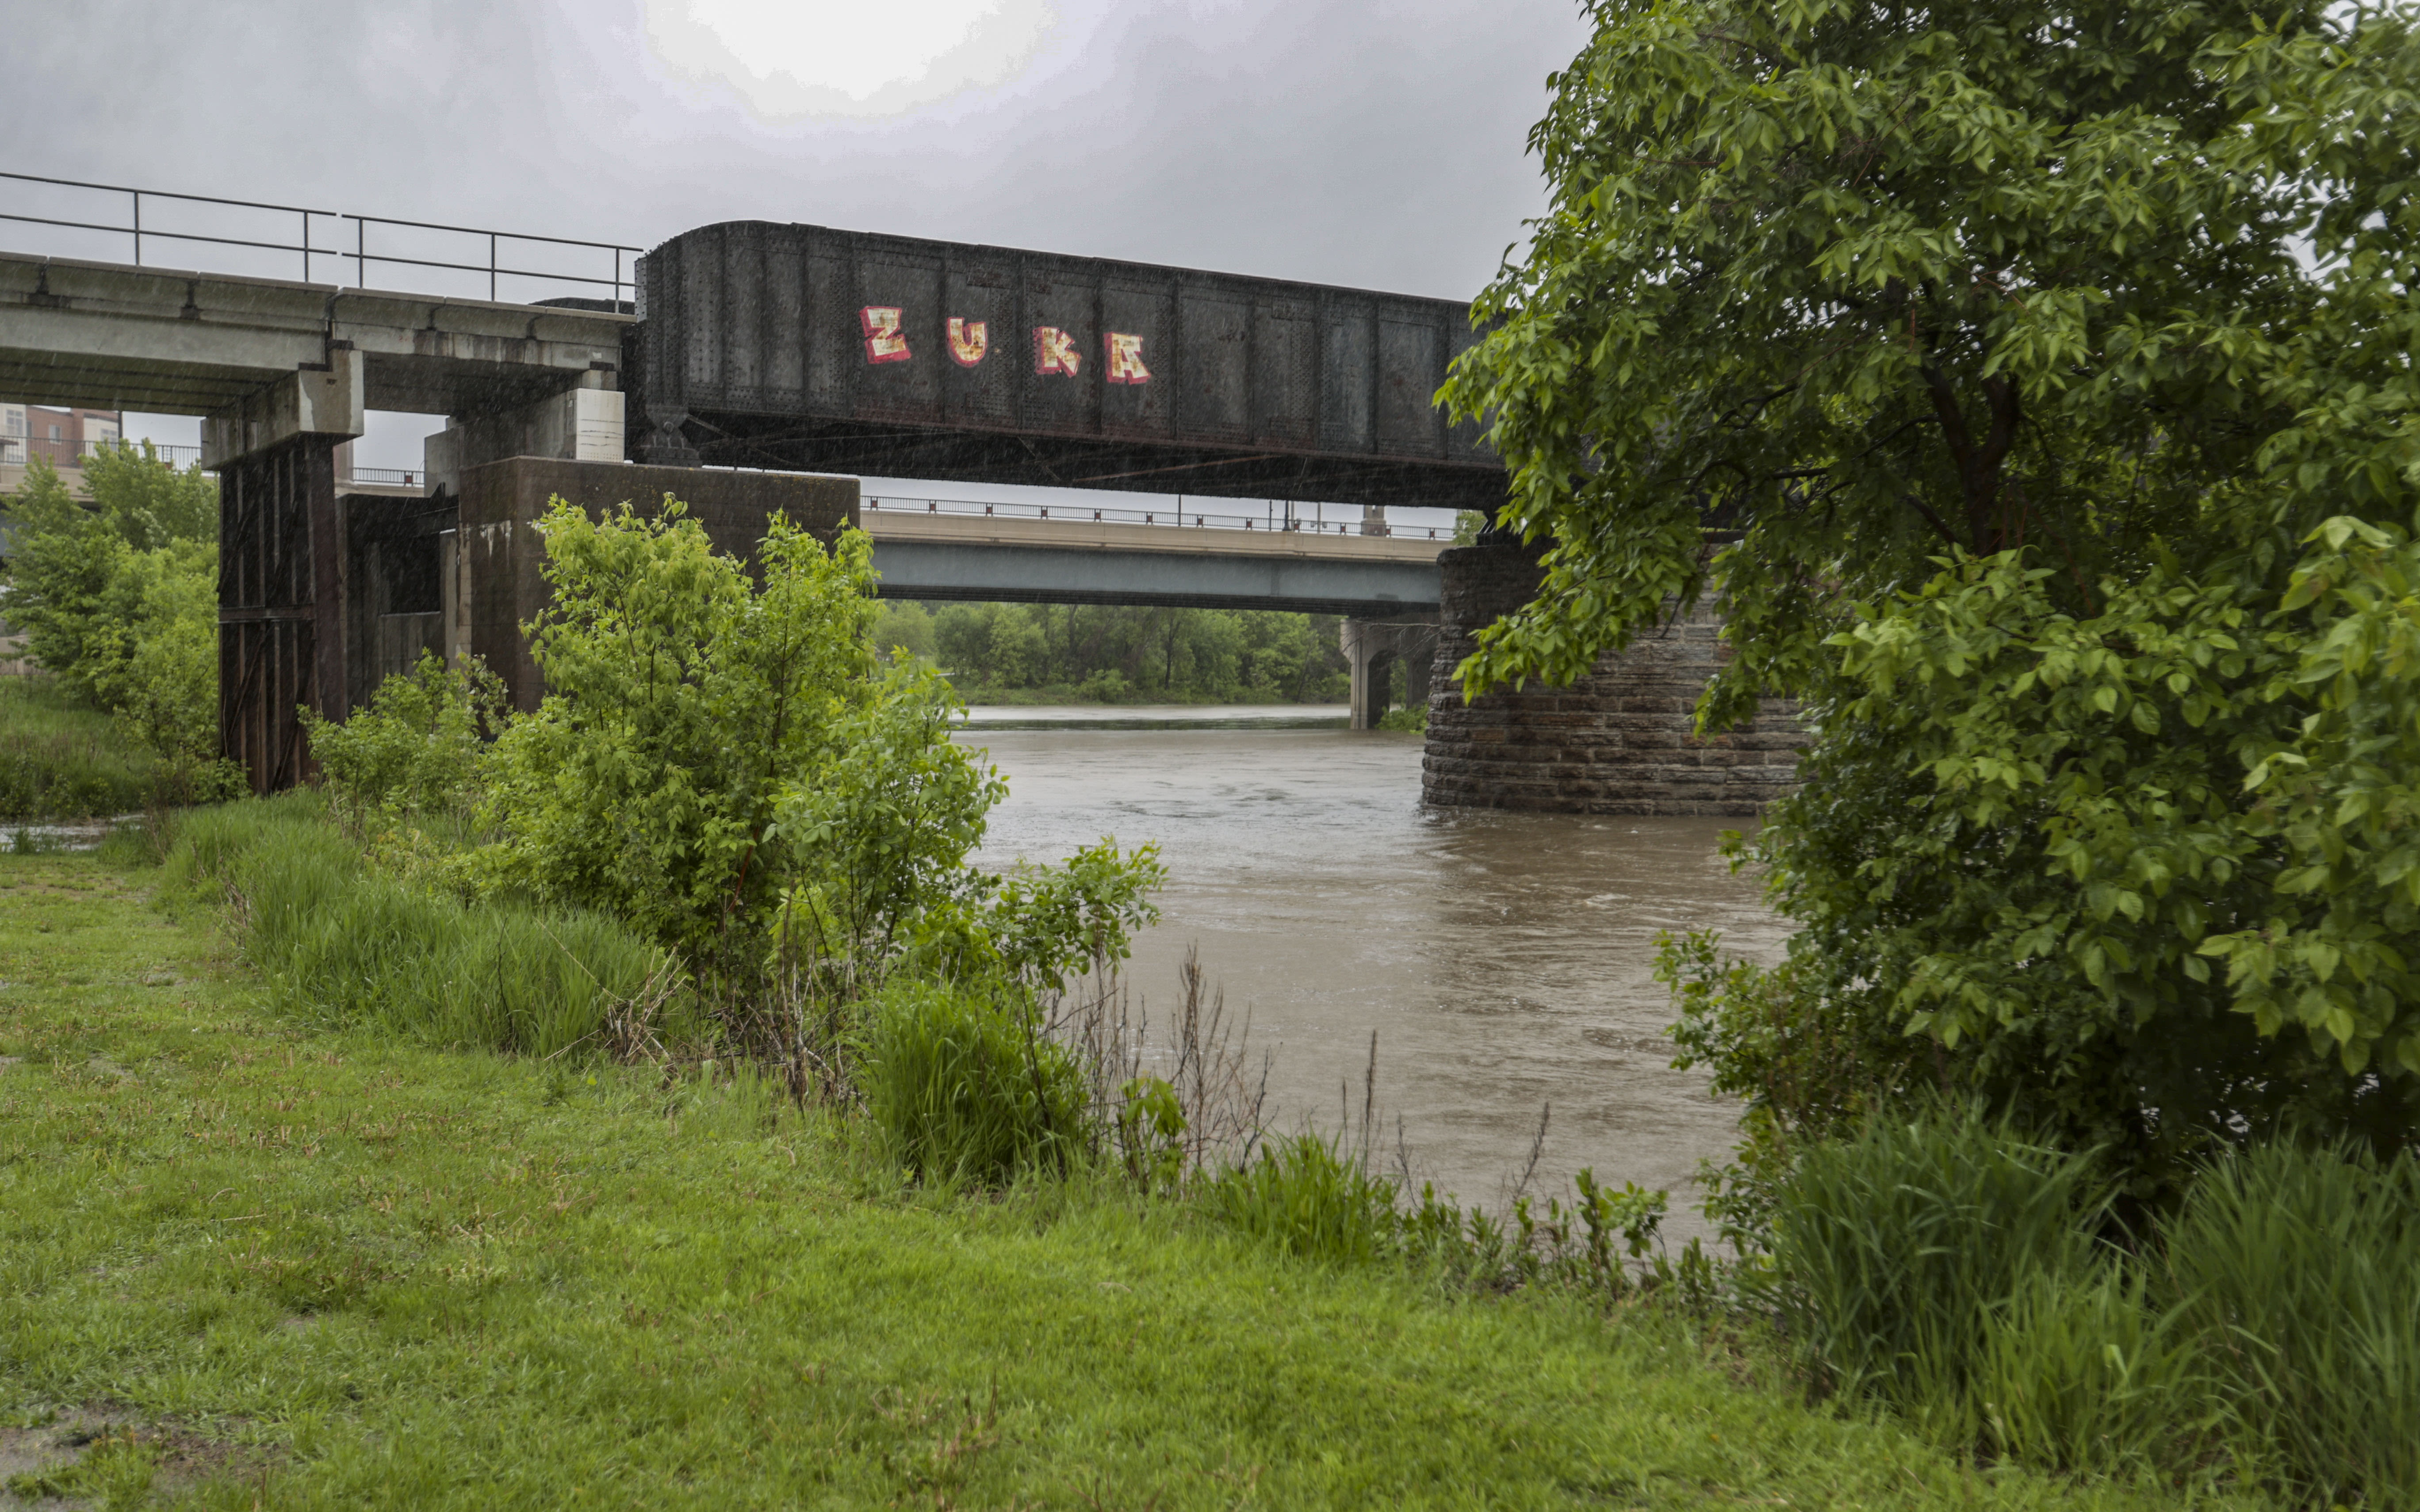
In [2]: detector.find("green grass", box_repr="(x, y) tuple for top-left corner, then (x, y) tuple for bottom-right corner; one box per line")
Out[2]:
(0, 675), (160, 819)
(0, 850), (2276, 1509)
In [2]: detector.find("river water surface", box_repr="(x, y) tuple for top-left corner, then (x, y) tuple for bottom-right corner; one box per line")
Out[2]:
(961, 709), (1790, 1227)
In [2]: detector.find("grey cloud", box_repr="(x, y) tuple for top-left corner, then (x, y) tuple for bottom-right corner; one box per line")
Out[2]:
(5, 0), (1585, 299)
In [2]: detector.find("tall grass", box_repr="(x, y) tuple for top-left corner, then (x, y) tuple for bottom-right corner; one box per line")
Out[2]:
(1768, 1110), (2420, 1503)
(862, 977), (1091, 1184)
(2160, 1142), (2420, 1504)
(0, 676), (157, 818)
(1199, 1132), (1400, 1264)
(166, 795), (677, 1059)
(1769, 1113), (2120, 1444)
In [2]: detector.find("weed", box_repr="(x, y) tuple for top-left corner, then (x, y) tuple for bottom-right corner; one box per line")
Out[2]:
(2158, 1141), (2420, 1504)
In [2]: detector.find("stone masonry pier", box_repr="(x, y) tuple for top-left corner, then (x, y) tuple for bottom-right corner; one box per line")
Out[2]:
(1421, 542), (1804, 816)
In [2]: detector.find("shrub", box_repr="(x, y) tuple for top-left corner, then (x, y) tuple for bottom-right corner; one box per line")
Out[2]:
(305, 651), (502, 821)
(475, 497), (877, 969)
(861, 978), (1089, 1184)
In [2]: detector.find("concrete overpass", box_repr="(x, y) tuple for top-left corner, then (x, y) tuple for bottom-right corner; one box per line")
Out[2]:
(0, 250), (627, 442)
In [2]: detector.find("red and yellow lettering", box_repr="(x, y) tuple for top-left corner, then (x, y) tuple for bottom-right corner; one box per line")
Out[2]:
(860, 306), (911, 364)
(1033, 326), (1082, 377)
(947, 317), (989, 367)
(1104, 332), (1150, 385)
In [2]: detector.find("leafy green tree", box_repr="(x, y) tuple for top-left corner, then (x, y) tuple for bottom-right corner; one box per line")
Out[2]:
(870, 599), (938, 662)
(3, 446), (228, 789)
(923, 599), (1347, 703)
(1446, 0), (2420, 1176)
(475, 498), (879, 966)
(82, 439), (217, 549)
(4, 457), (129, 695)
(82, 540), (222, 767)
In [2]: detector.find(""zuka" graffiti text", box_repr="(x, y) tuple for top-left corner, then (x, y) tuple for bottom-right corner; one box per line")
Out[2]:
(864, 307), (1149, 383)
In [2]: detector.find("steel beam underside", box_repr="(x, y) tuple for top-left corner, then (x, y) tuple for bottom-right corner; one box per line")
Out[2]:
(868, 538), (1440, 617)
(684, 413), (1505, 513)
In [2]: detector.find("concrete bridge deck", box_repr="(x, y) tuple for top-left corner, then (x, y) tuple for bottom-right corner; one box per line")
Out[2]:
(0, 250), (627, 452)
(858, 501), (1441, 616)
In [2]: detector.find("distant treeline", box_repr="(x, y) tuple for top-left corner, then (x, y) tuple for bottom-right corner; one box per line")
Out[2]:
(871, 600), (1359, 705)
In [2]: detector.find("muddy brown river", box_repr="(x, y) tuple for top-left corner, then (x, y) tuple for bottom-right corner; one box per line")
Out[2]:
(960, 711), (1790, 1232)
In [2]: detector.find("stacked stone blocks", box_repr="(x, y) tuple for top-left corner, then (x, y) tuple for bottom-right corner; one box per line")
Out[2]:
(1420, 543), (1804, 816)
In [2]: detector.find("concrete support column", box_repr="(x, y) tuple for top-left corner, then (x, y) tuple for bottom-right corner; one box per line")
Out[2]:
(1340, 618), (1398, 730)
(205, 354), (365, 793)
(1340, 616), (1440, 731)
(423, 374), (625, 499)
(1420, 542), (1806, 814)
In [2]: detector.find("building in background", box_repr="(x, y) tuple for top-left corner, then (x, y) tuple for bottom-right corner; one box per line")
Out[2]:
(1, 403), (125, 673)
(2, 402), (120, 468)
(2, 402), (126, 511)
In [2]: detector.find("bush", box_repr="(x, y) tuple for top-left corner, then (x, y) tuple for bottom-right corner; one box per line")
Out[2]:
(861, 978), (1089, 1184)
(475, 497), (878, 969)
(167, 795), (676, 1059)
(305, 651), (502, 821)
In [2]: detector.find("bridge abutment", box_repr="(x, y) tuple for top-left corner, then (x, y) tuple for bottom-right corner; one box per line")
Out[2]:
(1420, 542), (1804, 815)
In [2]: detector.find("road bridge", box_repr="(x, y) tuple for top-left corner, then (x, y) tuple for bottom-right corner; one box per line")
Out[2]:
(858, 494), (1441, 728)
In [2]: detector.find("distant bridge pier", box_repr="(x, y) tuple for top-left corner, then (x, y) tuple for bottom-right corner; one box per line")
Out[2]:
(1420, 542), (1804, 814)
(1340, 615), (1437, 731)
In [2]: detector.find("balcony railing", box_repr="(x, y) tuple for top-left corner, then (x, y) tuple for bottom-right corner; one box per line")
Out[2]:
(0, 434), (203, 470)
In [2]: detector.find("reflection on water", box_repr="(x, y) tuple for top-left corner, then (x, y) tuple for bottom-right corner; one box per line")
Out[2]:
(960, 720), (1791, 1227)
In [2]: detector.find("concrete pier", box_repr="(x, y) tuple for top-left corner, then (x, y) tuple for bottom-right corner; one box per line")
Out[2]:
(1420, 542), (1803, 815)
(1340, 615), (1438, 730)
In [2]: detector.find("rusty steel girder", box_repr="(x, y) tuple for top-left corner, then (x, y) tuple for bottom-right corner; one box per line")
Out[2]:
(217, 434), (340, 793)
(629, 222), (1506, 512)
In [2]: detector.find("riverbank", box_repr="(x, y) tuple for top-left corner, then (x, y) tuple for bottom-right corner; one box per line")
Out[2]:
(0, 848), (2263, 1508)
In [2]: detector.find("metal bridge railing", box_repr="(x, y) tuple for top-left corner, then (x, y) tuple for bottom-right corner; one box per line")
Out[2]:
(0, 432), (203, 470)
(863, 493), (1451, 540)
(0, 172), (641, 307)
(347, 466), (425, 488)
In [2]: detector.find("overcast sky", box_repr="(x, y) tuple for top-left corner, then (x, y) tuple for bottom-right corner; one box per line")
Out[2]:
(6, 0), (1587, 485)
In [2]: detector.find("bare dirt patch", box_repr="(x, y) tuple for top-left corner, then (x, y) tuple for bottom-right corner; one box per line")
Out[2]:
(0, 1404), (264, 1507)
